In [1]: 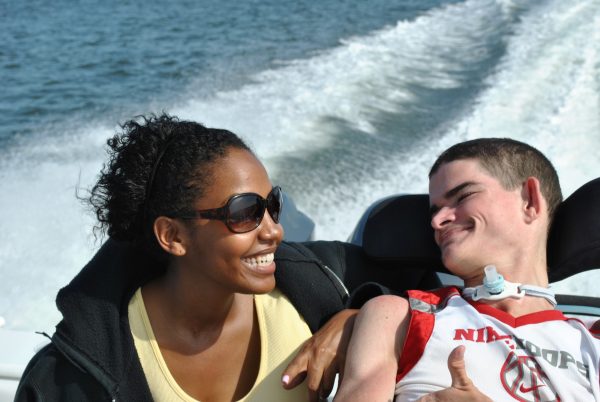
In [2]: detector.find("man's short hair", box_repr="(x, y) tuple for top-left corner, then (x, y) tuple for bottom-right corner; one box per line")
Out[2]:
(429, 138), (563, 224)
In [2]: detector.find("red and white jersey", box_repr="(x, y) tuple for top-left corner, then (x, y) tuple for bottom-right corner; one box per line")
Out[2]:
(394, 287), (600, 402)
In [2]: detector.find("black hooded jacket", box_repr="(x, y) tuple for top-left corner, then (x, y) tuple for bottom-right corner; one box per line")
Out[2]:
(14, 240), (350, 401)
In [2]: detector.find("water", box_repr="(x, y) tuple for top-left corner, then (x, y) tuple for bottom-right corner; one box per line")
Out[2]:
(1, 0), (599, 332)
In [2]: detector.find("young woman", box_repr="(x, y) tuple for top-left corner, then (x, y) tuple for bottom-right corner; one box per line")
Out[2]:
(15, 114), (352, 401)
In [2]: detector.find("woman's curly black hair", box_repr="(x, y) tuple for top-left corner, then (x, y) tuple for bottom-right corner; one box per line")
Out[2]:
(88, 113), (251, 248)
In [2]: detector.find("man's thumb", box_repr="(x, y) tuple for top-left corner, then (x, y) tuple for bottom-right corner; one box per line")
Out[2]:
(447, 345), (473, 389)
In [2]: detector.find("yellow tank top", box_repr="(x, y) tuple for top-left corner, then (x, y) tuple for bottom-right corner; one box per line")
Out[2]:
(128, 288), (311, 402)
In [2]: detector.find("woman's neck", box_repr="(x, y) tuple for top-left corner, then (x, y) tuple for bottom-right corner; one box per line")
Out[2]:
(141, 265), (254, 348)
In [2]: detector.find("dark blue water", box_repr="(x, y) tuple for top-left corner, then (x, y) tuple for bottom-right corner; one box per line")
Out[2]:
(1, 0), (599, 330)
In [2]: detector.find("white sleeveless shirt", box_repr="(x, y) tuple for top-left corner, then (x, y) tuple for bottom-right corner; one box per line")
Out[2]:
(395, 287), (600, 402)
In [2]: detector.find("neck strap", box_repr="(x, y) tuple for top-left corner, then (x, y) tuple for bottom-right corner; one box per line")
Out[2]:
(461, 265), (556, 307)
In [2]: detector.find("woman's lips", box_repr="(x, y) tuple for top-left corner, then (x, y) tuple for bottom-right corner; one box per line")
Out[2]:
(241, 252), (276, 274)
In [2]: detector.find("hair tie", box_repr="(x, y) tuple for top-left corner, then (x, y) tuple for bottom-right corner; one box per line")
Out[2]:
(140, 135), (179, 231)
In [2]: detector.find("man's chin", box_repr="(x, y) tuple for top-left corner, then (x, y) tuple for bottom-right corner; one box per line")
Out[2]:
(441, 250), (469, 276)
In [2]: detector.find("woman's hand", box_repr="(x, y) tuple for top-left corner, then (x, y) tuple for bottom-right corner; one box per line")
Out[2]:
(417, 346), (492, 402)
(282, 309), (358, 402)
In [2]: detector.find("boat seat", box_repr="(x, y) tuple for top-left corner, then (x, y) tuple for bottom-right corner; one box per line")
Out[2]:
(350, 177), (600, 293)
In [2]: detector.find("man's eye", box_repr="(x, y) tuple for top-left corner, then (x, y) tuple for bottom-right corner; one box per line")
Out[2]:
(458, 192), (474, 202)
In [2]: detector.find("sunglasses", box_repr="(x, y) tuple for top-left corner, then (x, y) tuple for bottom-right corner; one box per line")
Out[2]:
(178, 186), (283, 233)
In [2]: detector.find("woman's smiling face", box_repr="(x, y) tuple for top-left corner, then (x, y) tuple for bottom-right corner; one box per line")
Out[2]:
(177, 147), (284, 295)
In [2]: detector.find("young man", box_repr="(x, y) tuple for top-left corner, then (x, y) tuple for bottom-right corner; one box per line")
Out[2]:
(334, 138), (600, 401)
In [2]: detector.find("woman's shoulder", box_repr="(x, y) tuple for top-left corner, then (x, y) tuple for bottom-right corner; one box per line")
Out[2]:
(274, 241), (350, 333)
(257, 288), (301, 314)
(15, 343), (107, 401)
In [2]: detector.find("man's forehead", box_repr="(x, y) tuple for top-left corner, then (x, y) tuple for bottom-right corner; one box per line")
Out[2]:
(430, 159), (481, 185)
(428, 159), (492, 197)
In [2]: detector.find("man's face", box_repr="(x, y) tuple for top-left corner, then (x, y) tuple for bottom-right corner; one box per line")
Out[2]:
(428, 159), (525, 280)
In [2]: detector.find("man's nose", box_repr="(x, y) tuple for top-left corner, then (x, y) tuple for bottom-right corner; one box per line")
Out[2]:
(431, 206), (455, 230)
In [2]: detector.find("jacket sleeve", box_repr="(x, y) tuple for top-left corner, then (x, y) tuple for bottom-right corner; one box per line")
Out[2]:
(274, 241), (349, 333)
(15, 344), (109, 402)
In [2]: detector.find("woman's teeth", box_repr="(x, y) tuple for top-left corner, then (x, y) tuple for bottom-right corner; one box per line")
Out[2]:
(242, 253), (274, 267)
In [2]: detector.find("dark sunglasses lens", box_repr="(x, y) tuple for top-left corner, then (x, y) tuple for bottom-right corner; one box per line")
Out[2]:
(227, 195), (265, 233)
(267, 187), (283, 223)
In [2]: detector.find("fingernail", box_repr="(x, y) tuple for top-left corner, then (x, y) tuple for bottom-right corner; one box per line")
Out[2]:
(282, 375), (290, 385)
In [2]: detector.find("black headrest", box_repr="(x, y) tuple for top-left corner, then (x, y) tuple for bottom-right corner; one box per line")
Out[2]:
(362, 194), (445, 271)
(362, 178), (600, 282)
(547, 178), (600, 282)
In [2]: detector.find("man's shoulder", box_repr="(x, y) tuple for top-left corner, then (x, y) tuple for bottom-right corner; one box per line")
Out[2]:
(406, 286), (462, 309)
(579, 317), (600, 339)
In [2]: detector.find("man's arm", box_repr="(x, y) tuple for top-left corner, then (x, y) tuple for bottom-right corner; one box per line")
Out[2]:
(334, 295), (410, 402)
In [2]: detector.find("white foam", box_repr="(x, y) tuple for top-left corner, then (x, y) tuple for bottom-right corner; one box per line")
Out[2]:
(434, 0), (600, 196)
(0, 122), (111, 331)
(174, 0), (513, 160)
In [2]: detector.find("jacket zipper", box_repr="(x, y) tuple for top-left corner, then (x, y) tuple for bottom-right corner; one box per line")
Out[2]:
(52, 332), (119, 400)
(321, 264), (349, 299)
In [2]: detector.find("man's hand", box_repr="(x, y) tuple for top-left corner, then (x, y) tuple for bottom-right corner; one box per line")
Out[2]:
(417, 346), (492, 402)
(282, 309), (357, 401)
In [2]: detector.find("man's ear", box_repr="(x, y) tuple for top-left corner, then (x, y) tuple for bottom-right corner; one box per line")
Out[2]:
(153, 216), (187, 256)
(521, 177), (544, 223)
